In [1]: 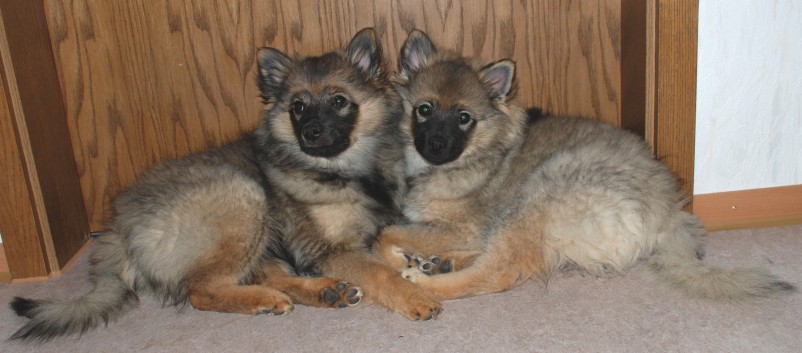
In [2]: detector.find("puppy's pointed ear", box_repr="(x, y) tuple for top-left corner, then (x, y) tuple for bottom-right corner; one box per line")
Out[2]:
(257, 48), (293, 101)
(347, 28), (382, 78)
(479, 60), (515, 101)
(399, 29), (437, 80)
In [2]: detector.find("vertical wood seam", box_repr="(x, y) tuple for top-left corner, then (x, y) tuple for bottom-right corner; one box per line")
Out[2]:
(0, 5), (53, 274)
(653, 0), (697, 209)
(620, 0), (647, 137)
(645, 0), (658, 152)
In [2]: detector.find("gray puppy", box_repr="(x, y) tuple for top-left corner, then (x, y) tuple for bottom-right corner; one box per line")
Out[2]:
(375, 29), (795, 301)
(11, 28), (440, 342)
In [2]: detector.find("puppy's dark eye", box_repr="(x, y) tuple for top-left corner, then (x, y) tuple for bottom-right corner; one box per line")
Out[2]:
(331, 95), (348, 108)
(458, 112), (472, 124)
(418, 103), (432, 117)
(292, 101), (305, 114)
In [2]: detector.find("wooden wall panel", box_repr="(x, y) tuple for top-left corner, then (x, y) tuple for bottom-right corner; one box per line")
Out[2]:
(1, 0), (89, 276)
(0, 244), (10, 282)
(654, 0), (697, 202)
(44, 0), (623, 230)
(0, 50), (49, 278)
(252, 0), (621, 122)
(644, 0), (657, 148)
(44, 0), (264, 230)
(694, 185), (802, 231)
(620, 0), (646, 136)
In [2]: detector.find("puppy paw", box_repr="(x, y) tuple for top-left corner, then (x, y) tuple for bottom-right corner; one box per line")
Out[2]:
(398, 291), (442, 321)
(408, 301), (442, 321)
(322, 282), (363, 308)
(253, 300), (294, 316)
(401, 267), (426, 282)
(404, 253), (453, 275)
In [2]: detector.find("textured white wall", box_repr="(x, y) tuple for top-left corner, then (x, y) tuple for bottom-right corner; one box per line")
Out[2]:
(694, 0), (802, 195)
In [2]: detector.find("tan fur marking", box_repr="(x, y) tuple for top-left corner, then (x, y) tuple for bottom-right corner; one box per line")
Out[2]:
(309, 203), (375, 243)
(269, 111), (296, 143)
(186, 230), (293, 315)
(375, 223), (483, 271)
(322, 251), (442, 320)
(188, 279), (293, 315)
(258, 263), (361, 308)
(353, 95), (387, 134)
(404, 219), (546, 301)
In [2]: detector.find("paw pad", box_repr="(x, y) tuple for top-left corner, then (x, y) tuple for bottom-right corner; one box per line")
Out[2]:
(323, 282), (363, 308)
(404, 253), (452, 275)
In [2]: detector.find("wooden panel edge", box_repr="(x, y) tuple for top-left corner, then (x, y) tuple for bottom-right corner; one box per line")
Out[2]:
(693, 184), (802, 231)
(46, 239), (91, 277)
(1, 0), (90, 274)
(0, 243), (9, 283)
(9, 240), (91, 284)
(703, 215), (802, 232)
(620, 0), (647, 136)
(654, 0), (698, 204)
(0, 243), (6, 272)
(644, 0), (656, 151)
(10, 275), (51, 284)
(0, 5), (50, 278)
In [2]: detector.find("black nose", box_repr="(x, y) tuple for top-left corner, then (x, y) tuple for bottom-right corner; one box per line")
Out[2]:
(302, 122), (323, 141)
(427, 136), (448, 155)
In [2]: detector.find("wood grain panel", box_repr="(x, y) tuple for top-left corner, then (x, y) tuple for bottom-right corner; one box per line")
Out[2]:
(0, 20), (49, 278)
(44, 0), (263, 230)
(1, 0), (90, 273)
(0, 1), (89, 271)
(644, 0), (657, 149)
(654, 0), (697, 202)
(45, 0), (623, 230)
(694, 185), (802, 231)
(620, 0), (646, 136)
(0, 244), (10, 283)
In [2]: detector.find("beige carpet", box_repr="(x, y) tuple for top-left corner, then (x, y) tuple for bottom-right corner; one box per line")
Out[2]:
(1, 224), (800, 353)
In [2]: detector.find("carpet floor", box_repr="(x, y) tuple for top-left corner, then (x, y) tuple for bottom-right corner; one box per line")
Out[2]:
(1, 224), (800, 353)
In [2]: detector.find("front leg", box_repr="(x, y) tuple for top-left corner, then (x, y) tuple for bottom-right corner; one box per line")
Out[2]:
(374, 224), (483, 271)
(321, 250), (442, 320)
(398, 218), (548, 301)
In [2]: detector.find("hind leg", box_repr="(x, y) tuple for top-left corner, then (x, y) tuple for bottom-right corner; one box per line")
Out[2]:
(188, 277), (294, 315)
(186, 238), (294, 315)
(258, 262), (363, 308)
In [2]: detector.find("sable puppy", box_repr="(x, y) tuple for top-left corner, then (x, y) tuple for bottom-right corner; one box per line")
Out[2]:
(10, 28), (440, 342)
(375, 29), (795, 302)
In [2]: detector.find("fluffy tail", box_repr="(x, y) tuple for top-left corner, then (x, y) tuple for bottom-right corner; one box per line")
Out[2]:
(9, 234), (139, 341)
(647, 212), (796, 301)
